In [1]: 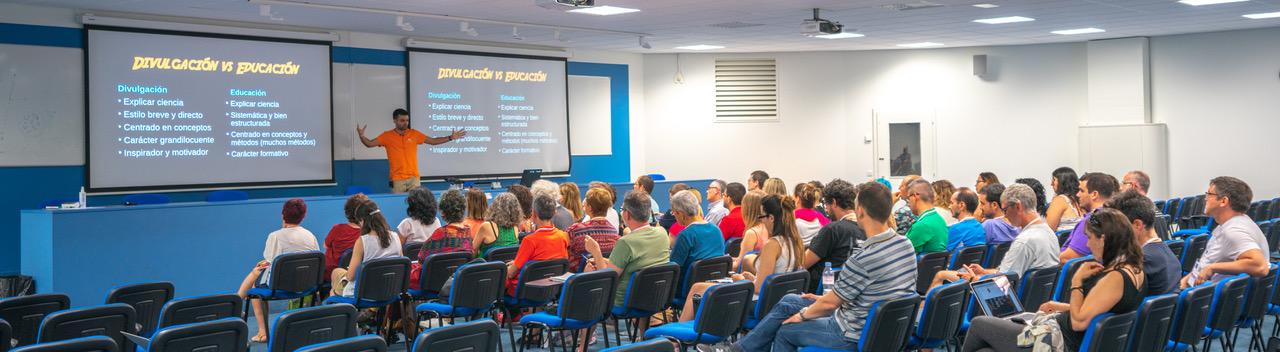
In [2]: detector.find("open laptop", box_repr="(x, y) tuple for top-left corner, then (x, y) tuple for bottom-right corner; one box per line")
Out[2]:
(970, 275), (1036, 323)
(519, 169), (542, 187)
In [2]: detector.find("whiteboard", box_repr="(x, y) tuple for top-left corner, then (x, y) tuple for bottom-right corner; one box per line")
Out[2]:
(1078, 123), (1168, 199)
(0, 43), (84, 166)
(568, 75), (611, 156)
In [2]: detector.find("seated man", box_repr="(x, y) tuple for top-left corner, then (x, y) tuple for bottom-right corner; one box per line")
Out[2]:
(904, 179), (948, 253)
(802, 179), (865, 293)
(584, 190), (671, 341)
(1059, 172), (1118, 263)
(1181, 176), (1271, 288)
(945, 187), (986, 251)
(930, 183), (1060, 287)
(670, 193), (725, 291)
(1107, 189), (1181, 295)
(698, 181), (917, 352)
(978, 184), (1019, 245)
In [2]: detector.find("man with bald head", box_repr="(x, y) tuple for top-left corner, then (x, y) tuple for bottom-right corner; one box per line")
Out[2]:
(904, 179), (947, 253)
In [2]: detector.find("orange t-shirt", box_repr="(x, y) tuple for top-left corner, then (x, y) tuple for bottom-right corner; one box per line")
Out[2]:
(376, 129), (427, 181)
(507, 226), (570, 295)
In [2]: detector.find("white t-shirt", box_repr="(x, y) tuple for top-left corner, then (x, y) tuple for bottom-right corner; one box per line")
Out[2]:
(343, 232), (403, 297)
(583, 207), (622, 231)
(397, 217), (441, 244)
(1192, 215), (1269, 283)
(263, 226), (319, 261)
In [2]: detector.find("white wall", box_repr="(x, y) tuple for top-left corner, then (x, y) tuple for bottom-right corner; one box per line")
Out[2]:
(1152, 26), (1280, 199)
(643, 44), (1088, 190)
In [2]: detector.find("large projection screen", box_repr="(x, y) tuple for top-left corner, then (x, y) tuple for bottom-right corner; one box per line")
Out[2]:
(407, 49), (570, 179)
(85, 26), (333, 193)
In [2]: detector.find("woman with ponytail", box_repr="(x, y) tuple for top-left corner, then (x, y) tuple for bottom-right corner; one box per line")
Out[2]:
(330, 198), (403, 297)
(678, 193), (805, 322)
(793, 183), (830, 246)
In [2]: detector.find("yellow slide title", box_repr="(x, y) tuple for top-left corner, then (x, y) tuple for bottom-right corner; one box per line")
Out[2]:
(437, 67), (548, 83)
(131, 56), (301, 75)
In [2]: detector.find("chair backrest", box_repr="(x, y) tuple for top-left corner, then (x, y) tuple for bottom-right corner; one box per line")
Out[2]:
(1241, 264), (1279, 322)
(36, 303), (136, 351)
(724, 238), (742, 258)
(104, 281), (173, 336)
(1055, 256), (1094, 301)
(1154, 215), (1172, 240)
(915, 251), (951, 295)
(11, 336), (118, 352)
(1168, 283), (1216, 347)
(123, 194), (169, 206)
(985, 242), (1012, 268)
(411, 320), (501, 352)
(680, 256), (732, 298)
(1, 318), (10, 352)
(623, 263), (680, 314)
(338, 249), (354, 269)
(1127, 294), (1177, 351)
(157, 294), (243, 330)
(205, 190), (249, 202)
(1268, 224), (1280, 256)
(483, 246), (520, 263)
(345, 186), (373, 196)
(1056, 230), (1071, 247)
(402, 242), (425, 264)
(1019, 265), (1060, 313)
(914, 281), (968, 344)
(147, 318), (248, 352)
(1182, 234), (1209, 273)
(950, 245), (987, 270)
(692, 281), (753, 339)
(1165, 198), (1180, 217)
(448, 262), (506, 311)
(1206, 274), (1250, 332)
(268, 303), (358, 352)
(754, 271), (809, 320)
(1271, 197), (1280, 220)
(296, 335), (387, 352)
(352, 257), (412, 304)
(556, 270), (618, 322)
(1249, 202), (1262, 219)
(1165, 240), (1185, 260)
(268, 251), (326, 294)
(514, 259), (569, 300)
(1079, 312), (1136, 352)
(858, 295), (920, 352)
(0, 293), (70, 347)
(600, 338), (676, 352)
(420, 252), (474, 296)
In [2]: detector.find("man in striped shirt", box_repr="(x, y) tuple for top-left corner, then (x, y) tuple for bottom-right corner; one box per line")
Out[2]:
(699, 181), (918, 352)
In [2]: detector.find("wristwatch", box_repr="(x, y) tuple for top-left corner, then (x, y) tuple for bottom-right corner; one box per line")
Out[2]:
(798, 307), (810, 321)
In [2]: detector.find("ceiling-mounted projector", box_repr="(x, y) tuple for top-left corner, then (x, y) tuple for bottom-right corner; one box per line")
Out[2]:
(535, 0), (596, 9)
(801, 8), (844, 36)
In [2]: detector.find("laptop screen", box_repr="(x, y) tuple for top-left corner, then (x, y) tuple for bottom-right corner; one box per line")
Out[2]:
(972, 276), (1023, 318)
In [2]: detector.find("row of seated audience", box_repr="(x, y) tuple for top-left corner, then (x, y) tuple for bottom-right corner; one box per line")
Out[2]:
(230, 167), (1272, 351)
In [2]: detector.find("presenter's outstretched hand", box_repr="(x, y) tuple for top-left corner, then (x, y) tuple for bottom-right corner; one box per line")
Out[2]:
(356, 124), (367, 137)
(451, 129), (467, 141)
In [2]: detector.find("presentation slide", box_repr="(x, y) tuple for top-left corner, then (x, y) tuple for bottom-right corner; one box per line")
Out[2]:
(407, 49), (570, 179)
(86, 27), (333, 192)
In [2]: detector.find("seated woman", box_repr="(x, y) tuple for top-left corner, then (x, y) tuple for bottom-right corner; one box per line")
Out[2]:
(505, 194), (570, 297)
(508, 184), (537, 234)
(734, 190), (767, 273)
(679, 194), (805, 322)
(324, 194), (368, 282)
(331, 199), (404, 297)
(793, 183), (830, 245)
(568, 187), (621, 272)
(237, 199), (318, 343)
(463, 187), (488, 239)
(419, 190), (473, 260)
(473, 193), (522, 259)
(1047, 167), (1084, 232)
(961, 208), (1145, 352)
(397, 187), (440, 245)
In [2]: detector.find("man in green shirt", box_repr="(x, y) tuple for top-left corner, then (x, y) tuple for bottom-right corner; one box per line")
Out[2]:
(585, 191), (671, 306)
(904, 179), (947, 253)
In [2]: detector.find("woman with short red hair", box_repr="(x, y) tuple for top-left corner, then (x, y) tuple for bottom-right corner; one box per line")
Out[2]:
(237, 198), (319, 343)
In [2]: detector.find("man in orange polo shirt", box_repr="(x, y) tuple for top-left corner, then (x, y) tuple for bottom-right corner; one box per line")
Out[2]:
(357, 108), (466, 193)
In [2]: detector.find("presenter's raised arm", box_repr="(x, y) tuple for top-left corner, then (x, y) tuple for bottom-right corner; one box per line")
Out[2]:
(357, 124), (382, 147)
(424, 129), (467, 146)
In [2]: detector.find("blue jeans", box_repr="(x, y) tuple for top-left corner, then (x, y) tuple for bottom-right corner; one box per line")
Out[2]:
(736, 294), (857, 352)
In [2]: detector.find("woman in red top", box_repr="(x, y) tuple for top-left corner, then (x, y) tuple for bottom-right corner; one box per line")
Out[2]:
(506, 195), (570, 296)
(568, 188), (620, 271)
(324, 194), (368, 281)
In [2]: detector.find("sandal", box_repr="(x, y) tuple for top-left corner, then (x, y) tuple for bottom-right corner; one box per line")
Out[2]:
(250, 334), (268, 343)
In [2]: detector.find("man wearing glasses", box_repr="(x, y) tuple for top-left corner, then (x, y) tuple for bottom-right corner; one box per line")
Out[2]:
(1121, 170), (1151, 196)
(1181, 176), (1270, 288)
(704, 179), (730, 226)
(931, 183), (1060, 286)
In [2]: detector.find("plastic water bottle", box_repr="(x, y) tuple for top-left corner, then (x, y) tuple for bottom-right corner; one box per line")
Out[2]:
(78, 187), (87, 208)
(822, 263), (837, 289)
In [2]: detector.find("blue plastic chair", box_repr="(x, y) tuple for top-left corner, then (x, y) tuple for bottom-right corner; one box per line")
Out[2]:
(123, 194), (169, 206)
(1234, 264), (1279, 351)
(745, 271), (809, 330)
(245, 251), (326, 321)
(646, 174), (667, 181)
(600, 338), (676, 352)
(797, 295), (920, 352)
(137, 318), (247, 352)
(412, 320), (500, 352)
(156, 293), (243, 331)
(1127, 294), (1177, 352)
(11, 336), (118, 352)
(267, 304), (358, 352)
(1019, 265), (1061, 313)
(1166, 282), (1215, 352)
(345, 186), (374, 196)
(295, 335), (387, 352)
(36, 303), (136, 351)
(415, 261), (506, 326)
(1181, 234), (1210, 275)
(610, 263), (680, 344)
(205, 190), (249, 202)
(1055, 256), (1095, 301)
(1201, 274), (1251, 352)
(906, 281), (968, 350)
(104, 281), (173, 337)
(0, 293), (71, 348)
(322, 257), (411, 341)
(1079, 312), (1137, 352)
(518, 270), (618, 351)
(644, 281), (753, 348)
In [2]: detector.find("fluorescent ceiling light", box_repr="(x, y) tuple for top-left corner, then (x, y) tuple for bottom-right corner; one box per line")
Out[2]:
(674, 44), (724, 50)
(973, 3), (1000, 8)
(974, 16), (1035, 24)
(814, 32), (865, 39)
(1178, 0), (1248, 5)
(1243, 11), (1280, 19)
(1051, 27), (1106, 35)
(897, 42), (943, 48)
(567, 6), (640, 15)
